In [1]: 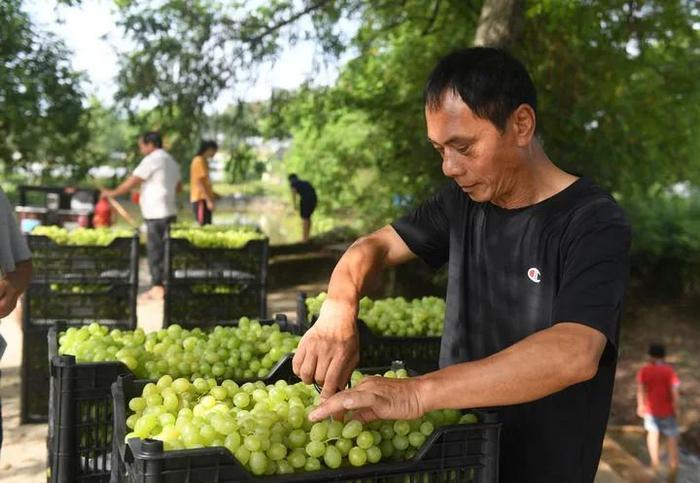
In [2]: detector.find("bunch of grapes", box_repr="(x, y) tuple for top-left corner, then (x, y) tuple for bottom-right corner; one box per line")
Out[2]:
(49, 283), (111, 294)
(58, 319), (300, 380)
(32, 226), (133, 246)
(305, 293), (445, 337)
(170, 227), (265, 249)
(125, 369), (479, 476)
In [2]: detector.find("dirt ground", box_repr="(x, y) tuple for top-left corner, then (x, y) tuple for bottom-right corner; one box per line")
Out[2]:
(1, 252), (699, 482)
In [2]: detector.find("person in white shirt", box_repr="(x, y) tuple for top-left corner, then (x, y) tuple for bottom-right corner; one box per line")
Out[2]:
(102, 132), (182, 301)
(0, 186), (33, 455)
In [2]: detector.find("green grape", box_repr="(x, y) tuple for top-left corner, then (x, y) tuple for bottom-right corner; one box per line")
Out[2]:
(305, 440), (326, 458)
(323, 445), (342, 469)
(356, 431), (374, 450)
(276, 460), (294, 475)
(287, 429), (307, 448)
(327, 420), (343, 440)
(342, 420), (363, 439)
(408, 432), (426, 448)
(129, 397), (146, 412)
(234, 446), (251, 465)
(249, 451), (268, 476)
(393, 420), (411, 436)
(224, 433), (241, 452)
(267, 442), (287, 461)
(366, 446), (382, 464)
(309, 421), (328, 442)
(348, 446), (367, 466)
(419, 421), (435, 436)
(392, 435), (409, 451)
(287, 448), (306, 469)
(335, 438), (353, 457)
(304, 456), (321, 471)
(244, 435), (262, 452)
(459, 413), (479, 425)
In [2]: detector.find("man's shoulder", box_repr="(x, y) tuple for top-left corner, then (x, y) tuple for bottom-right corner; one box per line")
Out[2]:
(558, 178), (629, 232)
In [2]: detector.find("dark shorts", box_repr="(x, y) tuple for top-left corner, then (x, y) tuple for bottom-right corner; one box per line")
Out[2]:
(300, 197), (317, 219)
(644, 415), (679, 437)
(192, 200), (212, 226)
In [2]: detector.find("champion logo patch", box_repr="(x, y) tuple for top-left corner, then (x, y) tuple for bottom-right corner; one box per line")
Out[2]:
(527, 267), (542, 283)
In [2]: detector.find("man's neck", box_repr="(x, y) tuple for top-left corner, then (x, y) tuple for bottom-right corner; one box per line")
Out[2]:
(491, 145), (578, 209)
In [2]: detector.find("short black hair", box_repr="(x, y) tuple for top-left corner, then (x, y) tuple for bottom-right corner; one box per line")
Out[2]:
(197, 139), (218, 155)
(288, 174), (298, 182)
(140, 131), (163, 148)
(424, 47), (537, 132)
(649, 343), (666, 358)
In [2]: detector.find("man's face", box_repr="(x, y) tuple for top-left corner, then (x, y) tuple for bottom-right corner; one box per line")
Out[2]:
(425, 91), (522, 204)
(138, 139), (156, 155)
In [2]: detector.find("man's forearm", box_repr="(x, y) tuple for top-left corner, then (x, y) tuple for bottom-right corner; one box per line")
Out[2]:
(7, 259), (32, 294)
(110, 176), (141, 197)
(417, 322), (606, 412)
(326, 236), (390, 308)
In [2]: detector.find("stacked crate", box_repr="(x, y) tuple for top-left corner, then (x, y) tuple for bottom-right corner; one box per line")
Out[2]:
(21, 232), (139, 424)
(163, 235), (269, 328)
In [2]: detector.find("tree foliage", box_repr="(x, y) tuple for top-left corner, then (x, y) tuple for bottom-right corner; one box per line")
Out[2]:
(0, 0), (91, 178)
(277, 0), (700, 228)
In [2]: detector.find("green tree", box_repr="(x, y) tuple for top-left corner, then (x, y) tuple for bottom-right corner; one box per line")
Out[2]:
(0, 0), (91, 179)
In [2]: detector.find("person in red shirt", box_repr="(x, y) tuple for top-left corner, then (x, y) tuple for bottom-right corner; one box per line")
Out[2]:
(636, 343), (680, 481)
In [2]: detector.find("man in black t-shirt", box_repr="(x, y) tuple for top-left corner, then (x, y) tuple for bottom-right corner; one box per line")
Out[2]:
(293, 47), (630, 483)
(288, 173), (317, 242)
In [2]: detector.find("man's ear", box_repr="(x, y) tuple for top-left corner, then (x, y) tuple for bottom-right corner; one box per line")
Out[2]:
(510, 104), (536, 147)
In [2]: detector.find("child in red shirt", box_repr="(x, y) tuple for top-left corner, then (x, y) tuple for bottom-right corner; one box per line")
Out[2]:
(636, 343), (680, 481)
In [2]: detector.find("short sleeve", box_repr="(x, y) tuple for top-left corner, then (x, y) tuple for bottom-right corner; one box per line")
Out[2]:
(636, 366), (646, 384)
(391, 183), (452, 269)
(133, 154), (155, 180)
(0, 189), (31, 274)
(553, 200), (631, 348)
(671, 368), (680, 387)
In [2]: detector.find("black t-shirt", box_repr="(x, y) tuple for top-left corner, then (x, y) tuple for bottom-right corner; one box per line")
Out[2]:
(291, 179), (317, 202)
(391, 177), (630, 483)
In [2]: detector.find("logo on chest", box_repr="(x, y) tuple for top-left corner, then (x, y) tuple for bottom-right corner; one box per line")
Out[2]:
(527, 267), (542, 283)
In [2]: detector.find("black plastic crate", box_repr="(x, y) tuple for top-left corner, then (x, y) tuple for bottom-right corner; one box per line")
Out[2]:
(27, 233), (139, 285)
(25, 283), (138, 327)
(163, 237), (269, 327)
(163, 283), (267, 328)
(112, 374), (500, 483)
(47, 316), (302, 483)
(165, 237), (268, 283)
(297, 293), (441, 374)
(21, 317), (134, 424)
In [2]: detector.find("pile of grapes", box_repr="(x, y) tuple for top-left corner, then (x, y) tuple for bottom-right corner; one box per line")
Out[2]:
(124, 369), (479, 476)
(58, 320), (300, 380)
(170, 226), (265, 249)
(305, 293), (445, 337)
(31, 226), (133, 246)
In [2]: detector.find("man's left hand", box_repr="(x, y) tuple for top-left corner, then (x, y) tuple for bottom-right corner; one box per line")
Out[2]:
(0, 278), (20, 318)
(100, 189), (114, 199)
(309, 375), (427, 423)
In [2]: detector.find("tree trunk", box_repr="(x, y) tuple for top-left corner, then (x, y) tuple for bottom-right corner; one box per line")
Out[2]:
(473, 0), (524, 48)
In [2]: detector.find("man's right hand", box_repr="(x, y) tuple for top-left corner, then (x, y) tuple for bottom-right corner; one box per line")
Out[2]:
(292, 297), (359, 400)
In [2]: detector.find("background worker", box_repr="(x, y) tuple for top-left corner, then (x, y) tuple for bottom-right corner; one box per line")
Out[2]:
(190, 139), (218, 226)
(101, 131), (181, 301)
(288, 173), (317, 242)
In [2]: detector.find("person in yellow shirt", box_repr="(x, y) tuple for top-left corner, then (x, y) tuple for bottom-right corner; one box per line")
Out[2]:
(190, 140), (218, 225)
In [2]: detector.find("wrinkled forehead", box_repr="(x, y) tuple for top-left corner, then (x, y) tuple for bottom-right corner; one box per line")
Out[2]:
(425, 91), (486, 143)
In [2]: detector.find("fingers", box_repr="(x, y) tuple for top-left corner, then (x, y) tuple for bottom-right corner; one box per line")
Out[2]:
(291, 344), (306, 376)
(309, 389), (377, 422)
(320, 356), (347, 400)
(314, 355), (331, 387)
(298, 350), (318, 384)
